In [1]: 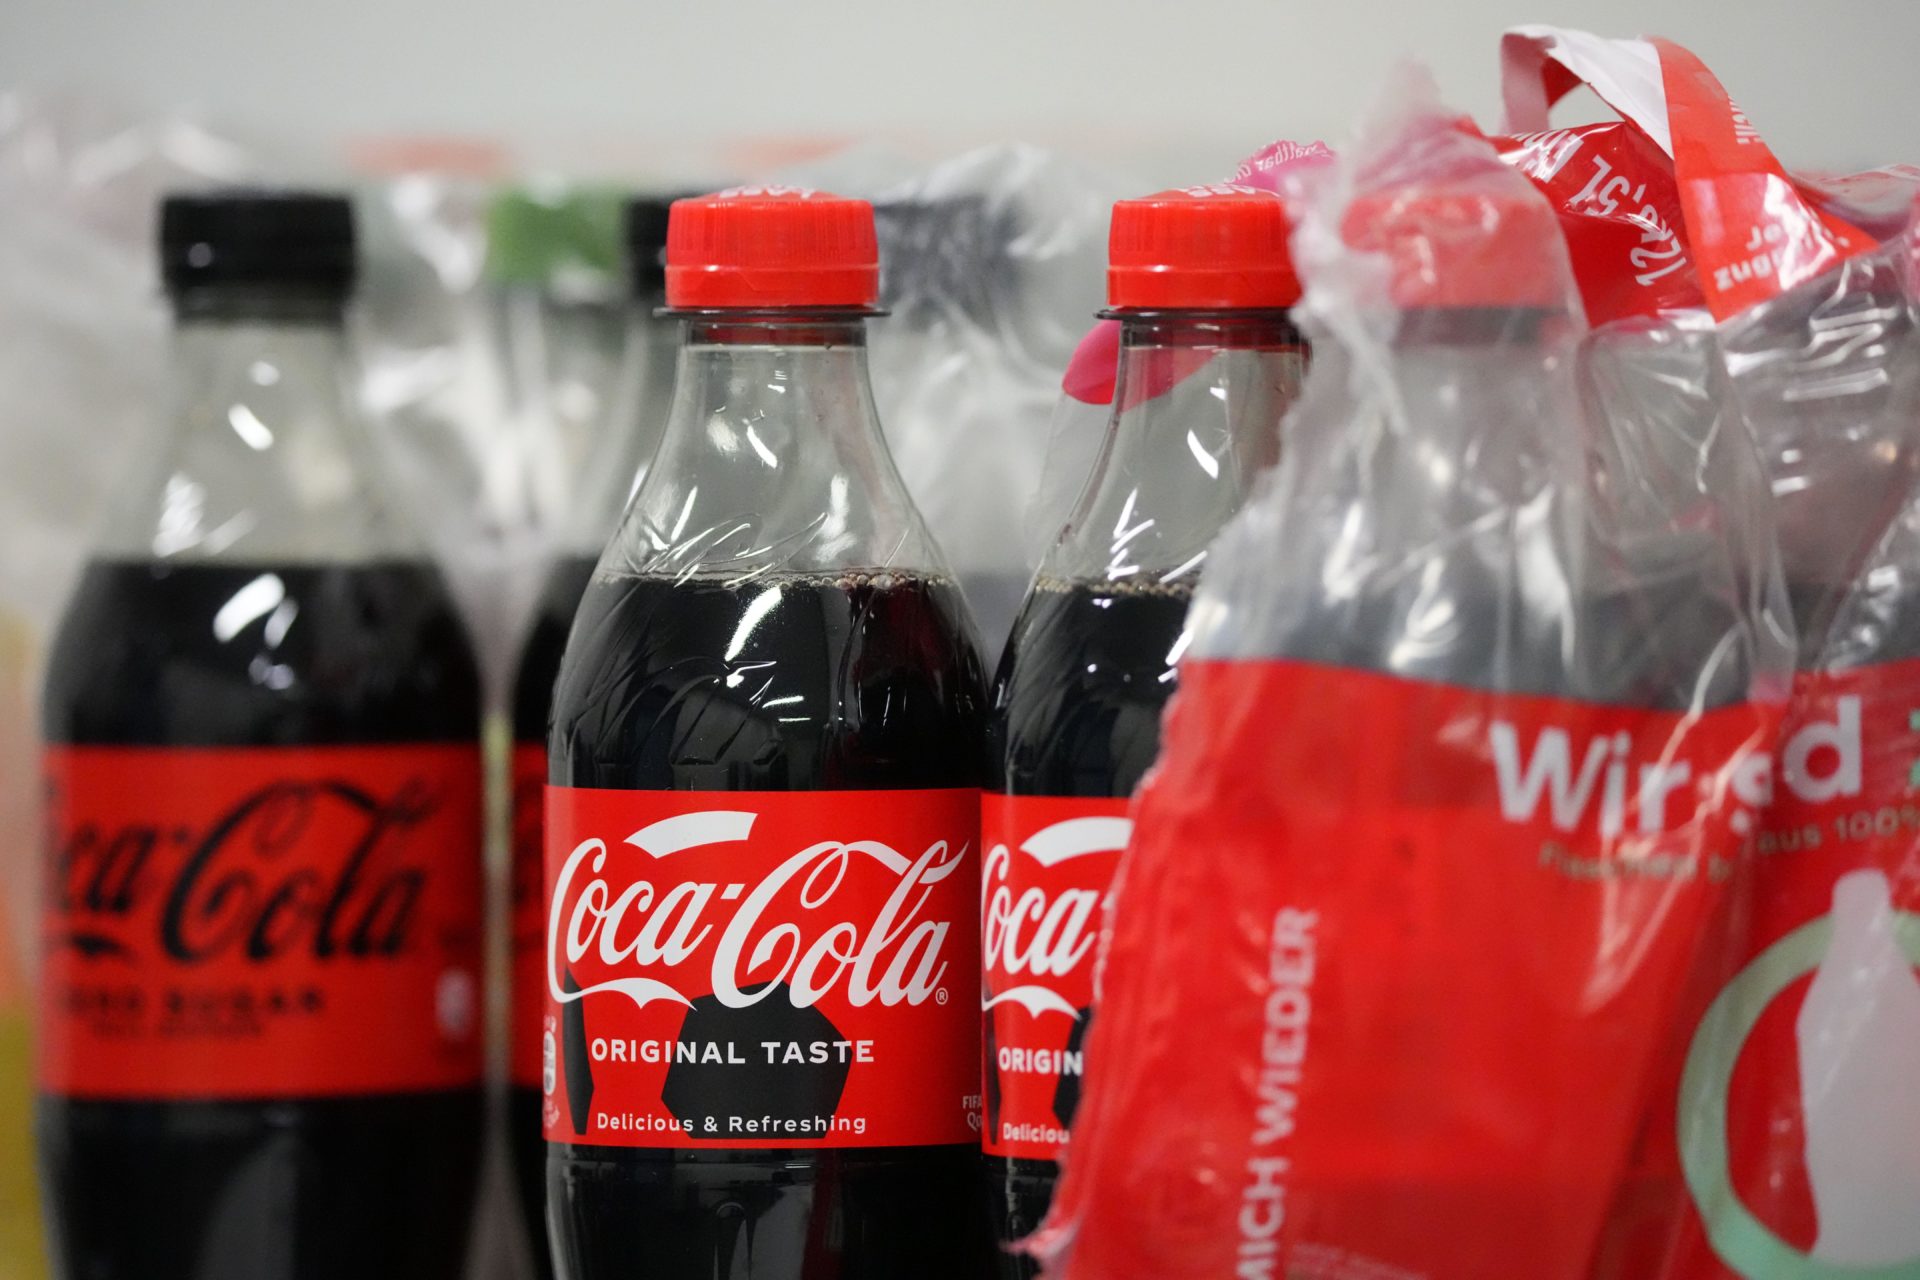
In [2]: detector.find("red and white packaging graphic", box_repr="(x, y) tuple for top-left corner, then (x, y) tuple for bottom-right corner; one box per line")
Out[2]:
(1491, 121), (1701, 322)
(1647, 37), (1872, 318)
(1576, 661), (1920, 1279)
(39, 743), (485, 1099)
(1500, 26), (1877, 322)
(1045, 662), (1776, 1280)
(509, 741), (546, 1089)
(542, 786), (981, 1150)
(980, 794), (1129, 1161)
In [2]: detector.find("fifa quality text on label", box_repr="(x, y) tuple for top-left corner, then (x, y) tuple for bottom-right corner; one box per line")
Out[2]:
(980, 794), (1130, 1160)
(544, 786), (982, 1149)
(39, 744), (486, 1098)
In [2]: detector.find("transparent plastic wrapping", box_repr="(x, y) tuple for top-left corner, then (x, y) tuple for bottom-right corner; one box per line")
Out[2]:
(1720, 242), (1920, 656)
(1492, 31), (1920, 1274)
(776, 145), (1123, 646)
(1035, 77), (1791, 1280)
(1025, 142), (1331, 568)
(358, 176), (608, 690)
(1622, 255), (1920, 1272)
(0, 99), (250, 1280)
(1639, 148), (1920, 1280)
(502, 195), (677, 1280)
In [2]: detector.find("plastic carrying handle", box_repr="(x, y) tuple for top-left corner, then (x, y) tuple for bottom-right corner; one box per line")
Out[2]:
(1500, 25), (1874, 319)
(1500, 26), (1676, 153)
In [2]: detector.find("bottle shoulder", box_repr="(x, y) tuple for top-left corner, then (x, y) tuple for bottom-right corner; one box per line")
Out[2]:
(991, 580), (1193, 797)
(102, 321), (427, 564)
(43, 559), (479, 747)
(549, 572), (986, 791)
(511, 555), (601, 741)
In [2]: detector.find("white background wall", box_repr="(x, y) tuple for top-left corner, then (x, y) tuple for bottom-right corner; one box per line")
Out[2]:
(2, 0), (1917, 180)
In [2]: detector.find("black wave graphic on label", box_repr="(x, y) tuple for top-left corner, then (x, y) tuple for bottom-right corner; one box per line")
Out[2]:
(661, 982), (851, 1142)
(562, 968), (594, 1136)
(1053, 1004), (1093, 1131)
(53, 931), (133, 960)
(984, 1008), (1003, 1136)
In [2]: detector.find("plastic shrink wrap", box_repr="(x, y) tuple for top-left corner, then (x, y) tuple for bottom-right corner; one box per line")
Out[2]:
(1033, 69), (1794, 1280)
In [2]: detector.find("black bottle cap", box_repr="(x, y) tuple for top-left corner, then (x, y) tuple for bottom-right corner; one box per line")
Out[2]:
(161, 190), (357, 303)
(624, 194), (678, 299)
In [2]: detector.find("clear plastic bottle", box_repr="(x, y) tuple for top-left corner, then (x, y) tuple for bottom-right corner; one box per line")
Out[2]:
(37, 192), (484, 1280)
(982, 186), (1305, 1276)
(542, 188), (993, 1280)
(507, 194), (678, 1280)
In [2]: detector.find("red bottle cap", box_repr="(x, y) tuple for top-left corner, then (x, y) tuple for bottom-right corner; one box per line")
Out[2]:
(1107, 185), (1300, 310)
(665, 186), (880, 310)
(1342, 180), (1565, 310)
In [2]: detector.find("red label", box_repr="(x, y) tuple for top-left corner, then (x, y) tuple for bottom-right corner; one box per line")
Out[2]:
(39, 744), (485, 1099)
(1044, 660), (1776, 1280)
(542, 786), (981, 1149)
(981, 793), (1128, 1160)
(509, 741), (546, 1088)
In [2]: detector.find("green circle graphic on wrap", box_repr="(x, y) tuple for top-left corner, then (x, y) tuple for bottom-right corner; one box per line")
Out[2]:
(1679, 908), (1920, 1279)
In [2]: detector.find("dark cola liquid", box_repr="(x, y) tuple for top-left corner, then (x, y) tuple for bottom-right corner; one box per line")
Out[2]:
(38, 559), (482, 1280)
(509, 553), (596, 1280)
(985, 576), (1195, 1278)
(545, 569), (991, 1280)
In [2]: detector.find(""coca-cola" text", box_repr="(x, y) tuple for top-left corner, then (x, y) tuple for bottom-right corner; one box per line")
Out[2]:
(548, 809), (966, 1012)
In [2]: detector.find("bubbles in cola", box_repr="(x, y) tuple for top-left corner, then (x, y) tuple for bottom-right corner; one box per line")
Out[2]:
(36, 194), (485, 1280)
(983, 186), (1305, 1278)
(542, 189), (993, 1280)
(508, 195), (678, 1280)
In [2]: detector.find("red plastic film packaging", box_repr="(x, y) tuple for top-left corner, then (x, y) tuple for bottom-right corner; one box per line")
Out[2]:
(1491, 122), (1701, 322)
(1059, 665), (1776, 1278)
(1034, 77), (1790, 1280)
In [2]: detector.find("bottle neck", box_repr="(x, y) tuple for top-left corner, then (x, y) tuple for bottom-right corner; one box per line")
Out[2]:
(559, 295), (679, 553)
(97, 306), (413, 564)
(1047, 310), (1305, 586)
(1189, 304), (1581, 671)
(603, 314), (940, 582)
(1377, 308), (1569, 497)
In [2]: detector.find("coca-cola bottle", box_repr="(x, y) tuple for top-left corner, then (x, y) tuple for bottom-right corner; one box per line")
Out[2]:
(36, 193), (485, 1279)
(542, 188), (993, 1279)
(509, 194), (677, 1279)
(982, 185), (1305, 1274)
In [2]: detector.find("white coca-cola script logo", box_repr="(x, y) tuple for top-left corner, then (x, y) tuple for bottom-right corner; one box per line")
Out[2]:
(548, 809), (964, 1012)
(981, 815), (1130, 1020)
